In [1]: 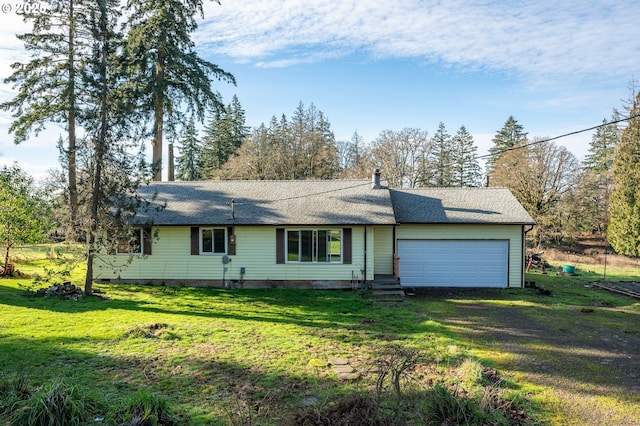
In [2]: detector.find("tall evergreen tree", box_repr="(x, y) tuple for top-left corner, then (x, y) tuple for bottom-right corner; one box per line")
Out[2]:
(199, 95), (248, 178)
(583, 113), (620, 173)
(270, 114), (293, 180)
(123, 0), (235, 181)
(176, 118), (202, 181)
(199, 109), (226, 176)
(450, 126), (482, 187)
(83, 0), (121, 294)
(80, 0), (154, 294)
(429, 122), (453, 186)
(608, 89), (640, 256)
(486, 116), (528, 174)
(227, 95), (250, 152)
(1, 0), (91, 226)
(570, 113), (621, 234)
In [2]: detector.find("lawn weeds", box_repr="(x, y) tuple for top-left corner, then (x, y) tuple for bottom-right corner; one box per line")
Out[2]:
(7, 379), (99, 426)
(110, 389), (185, 426)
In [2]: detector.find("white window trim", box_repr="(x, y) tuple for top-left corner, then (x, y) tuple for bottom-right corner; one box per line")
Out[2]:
(199, 227), (227, 255)
(285, 228), (343, 264)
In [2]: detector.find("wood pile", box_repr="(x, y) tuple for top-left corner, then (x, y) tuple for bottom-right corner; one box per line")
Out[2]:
(36, 282), (83, 300)
(526, 252), (550, 272)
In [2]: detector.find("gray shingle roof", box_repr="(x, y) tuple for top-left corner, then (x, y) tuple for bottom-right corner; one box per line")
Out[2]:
(136, 180), (397, 226)
(390, 187), (536, 225)
(135, 181), (534, 226)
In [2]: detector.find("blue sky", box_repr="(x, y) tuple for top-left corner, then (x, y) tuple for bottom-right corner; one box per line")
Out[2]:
(1, 0), (639, 179)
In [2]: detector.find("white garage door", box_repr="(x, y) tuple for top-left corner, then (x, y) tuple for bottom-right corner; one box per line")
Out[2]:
(397, 240), (509, 288)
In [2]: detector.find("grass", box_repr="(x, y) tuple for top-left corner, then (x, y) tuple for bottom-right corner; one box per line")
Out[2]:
(1, 245), (639, 424)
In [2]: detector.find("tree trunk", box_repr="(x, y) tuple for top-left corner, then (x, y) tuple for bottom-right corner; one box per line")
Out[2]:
(67, 0), (78, 226)
(2, 243), (11, 275)
(85, 0), (109, 295)
(152, 46), (166, 181)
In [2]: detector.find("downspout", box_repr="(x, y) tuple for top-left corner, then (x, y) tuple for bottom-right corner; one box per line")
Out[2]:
(392, 225), (397, 277)
(522, 225), (535, 287)
(363, 225), (367, 288)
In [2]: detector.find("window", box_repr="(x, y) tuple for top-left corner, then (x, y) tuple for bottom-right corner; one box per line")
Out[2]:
(116, 227), (152, 255)
(200, 228), (227, 254)
(116, 228), (143, 254)
(286, 229), (341, 263)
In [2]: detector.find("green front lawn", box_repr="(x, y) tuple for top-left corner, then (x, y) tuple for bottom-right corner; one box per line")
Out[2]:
(0, 246), (638, 424)
(0, 280), (463, 424)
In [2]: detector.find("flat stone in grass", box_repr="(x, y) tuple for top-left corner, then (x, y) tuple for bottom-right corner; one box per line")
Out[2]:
(330, 357), (349, 366)
(337, 371), (360, 381)
(331, 359), (360, 380)
(333, 364), (354, 374)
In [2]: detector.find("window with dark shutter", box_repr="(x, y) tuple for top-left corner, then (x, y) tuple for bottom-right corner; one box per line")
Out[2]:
(276, 228), (285, 264)
(190, 227), (199, 255)
(343, 228), (352, 264)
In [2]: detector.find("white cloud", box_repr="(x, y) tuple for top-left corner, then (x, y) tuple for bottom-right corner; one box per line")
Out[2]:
(198, 0), (640, 82)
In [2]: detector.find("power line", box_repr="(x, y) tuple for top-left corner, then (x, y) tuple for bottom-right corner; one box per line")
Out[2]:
(475, 113), (640, 161)
(268, 181), (372, 203)
(220, 180), (372, 205)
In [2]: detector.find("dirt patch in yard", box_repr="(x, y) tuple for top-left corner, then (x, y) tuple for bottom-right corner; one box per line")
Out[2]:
(411, 287), (640, 425)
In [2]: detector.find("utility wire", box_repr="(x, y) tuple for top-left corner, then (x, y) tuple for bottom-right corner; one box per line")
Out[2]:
(267, 181), (373, 203)
(475, 113), (640, 161)
(219, 181), (373, 205)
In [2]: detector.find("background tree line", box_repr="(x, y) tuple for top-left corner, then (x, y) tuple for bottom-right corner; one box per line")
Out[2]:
(175, 104), (483, 188)
(174, 84), (640, 254)
(487, 85), (640, 253)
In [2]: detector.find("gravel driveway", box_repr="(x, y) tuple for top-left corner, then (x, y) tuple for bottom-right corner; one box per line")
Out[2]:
(414, 286), (640, 425)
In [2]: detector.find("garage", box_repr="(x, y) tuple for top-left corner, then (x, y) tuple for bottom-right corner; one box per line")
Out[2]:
(397, 240), (509, 288)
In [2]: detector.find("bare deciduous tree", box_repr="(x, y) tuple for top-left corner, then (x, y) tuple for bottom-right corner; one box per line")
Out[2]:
(369, 128), (431, 188)
(491, 138), (580, 246)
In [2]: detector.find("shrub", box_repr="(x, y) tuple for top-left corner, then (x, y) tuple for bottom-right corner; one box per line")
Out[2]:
(0, 372), (32, 417)
(111, 389), (184, 426)
(373, 344), (423, 403)
(9, 380), (96, 426)
(424, 383), (482, 425)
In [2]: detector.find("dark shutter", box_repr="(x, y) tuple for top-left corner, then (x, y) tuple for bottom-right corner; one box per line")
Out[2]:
(276, 228), (285, 264)
(227, 226), (236, 255)
(142, 227), (152, 255)
(343, 228), (352, 264)
(190, 227), (199, 255)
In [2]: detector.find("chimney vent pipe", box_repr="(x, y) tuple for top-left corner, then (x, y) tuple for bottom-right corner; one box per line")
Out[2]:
(372, 168), (381, 189)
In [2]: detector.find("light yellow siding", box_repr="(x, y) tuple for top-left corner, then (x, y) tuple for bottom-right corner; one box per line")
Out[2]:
(373, 226), (394, 275)
(395, 224), (524, 288)
(94, 223), (525, 288)
(94, 225), (371, 284)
